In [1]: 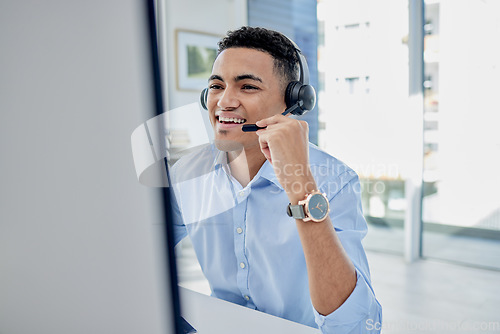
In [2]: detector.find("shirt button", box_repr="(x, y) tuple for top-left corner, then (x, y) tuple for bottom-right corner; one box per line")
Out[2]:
(238, 191), (245, 197)
(239, 262), (246, 269)
(244, 295), (250, 301)
(236, 227), (243, 234)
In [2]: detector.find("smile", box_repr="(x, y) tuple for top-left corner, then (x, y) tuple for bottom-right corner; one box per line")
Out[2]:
(217, 116), (247, 124)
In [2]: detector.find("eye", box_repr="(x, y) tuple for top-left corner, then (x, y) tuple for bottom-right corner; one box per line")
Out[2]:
(242, 84), (259, 90)
(209, 84), (223, 90)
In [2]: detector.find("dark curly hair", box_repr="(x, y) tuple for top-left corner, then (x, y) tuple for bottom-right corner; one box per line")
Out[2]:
(217, 26), (299, 88)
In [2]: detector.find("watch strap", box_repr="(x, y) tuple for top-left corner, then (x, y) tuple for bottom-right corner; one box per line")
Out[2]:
(287, 203), (306, 219)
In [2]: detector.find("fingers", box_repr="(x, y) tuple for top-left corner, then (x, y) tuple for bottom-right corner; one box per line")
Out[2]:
(256, 114), (308, 135)
(259, 141), (272, 163)
(255, 114), (287, 128)
(255, 116), (309, 143)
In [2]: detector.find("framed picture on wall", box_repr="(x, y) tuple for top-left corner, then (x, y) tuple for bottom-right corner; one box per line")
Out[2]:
(176, 29), (220, 91)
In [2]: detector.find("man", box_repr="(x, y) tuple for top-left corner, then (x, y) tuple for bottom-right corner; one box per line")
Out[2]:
(171, 26), (382, 333)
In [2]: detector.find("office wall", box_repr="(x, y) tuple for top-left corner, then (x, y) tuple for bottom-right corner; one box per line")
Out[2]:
(164, 0), (247, 109)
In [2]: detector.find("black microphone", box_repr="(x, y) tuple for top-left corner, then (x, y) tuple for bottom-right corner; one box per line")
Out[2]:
(242, 124), (266, 132)
(241, 101), (301, 132)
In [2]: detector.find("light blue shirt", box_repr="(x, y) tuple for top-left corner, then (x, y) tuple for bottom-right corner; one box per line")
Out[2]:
(171, 143), (382, 333)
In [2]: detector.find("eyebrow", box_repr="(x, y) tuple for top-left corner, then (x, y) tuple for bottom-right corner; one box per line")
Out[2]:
(235, 74), (262, 83)
(208, 74), (263, 83)
(208, 74), (223, 82)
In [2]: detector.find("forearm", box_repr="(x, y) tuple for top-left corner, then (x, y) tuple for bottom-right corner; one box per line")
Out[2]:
(255, 115), (358, 316)
(287, 176), (357, 316)
(296, 215), (356, 315)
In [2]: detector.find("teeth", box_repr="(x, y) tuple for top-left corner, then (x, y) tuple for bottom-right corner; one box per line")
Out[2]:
(218, 116), (245, 124)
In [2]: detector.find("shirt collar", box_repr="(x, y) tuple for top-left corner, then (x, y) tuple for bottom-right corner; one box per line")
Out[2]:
(213, 149), (228, 171)
(255, 159), (284, 190)
(212, 146), (283, 190)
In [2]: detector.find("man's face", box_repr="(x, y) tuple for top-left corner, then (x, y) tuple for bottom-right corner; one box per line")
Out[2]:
(206, 47), (286, 151)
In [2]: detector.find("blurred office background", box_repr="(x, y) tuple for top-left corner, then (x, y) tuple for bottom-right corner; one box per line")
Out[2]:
(317, 0), (500, 269)
(163, 0), (500, 332)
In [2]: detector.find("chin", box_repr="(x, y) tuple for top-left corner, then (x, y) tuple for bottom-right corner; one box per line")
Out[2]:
(214, 138), (244, 152)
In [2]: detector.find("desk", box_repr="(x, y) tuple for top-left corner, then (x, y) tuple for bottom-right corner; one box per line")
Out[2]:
(180, 287), (321, 334)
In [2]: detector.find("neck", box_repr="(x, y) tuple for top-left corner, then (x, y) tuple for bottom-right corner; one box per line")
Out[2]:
(227, 147), (266, 188)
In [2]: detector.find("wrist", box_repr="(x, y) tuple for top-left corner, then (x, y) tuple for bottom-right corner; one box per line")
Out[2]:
(285, 175), (318, 205)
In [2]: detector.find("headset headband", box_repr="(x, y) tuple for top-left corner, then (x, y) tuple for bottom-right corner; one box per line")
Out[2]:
(287, 38), (310, 85)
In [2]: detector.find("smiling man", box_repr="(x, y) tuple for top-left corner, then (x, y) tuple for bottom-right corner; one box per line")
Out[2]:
(171, 26), (382, 333)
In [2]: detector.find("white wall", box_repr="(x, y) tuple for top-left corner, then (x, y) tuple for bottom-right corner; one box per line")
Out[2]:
(164, 0), (247, 109)
(159, 0), (247, 150)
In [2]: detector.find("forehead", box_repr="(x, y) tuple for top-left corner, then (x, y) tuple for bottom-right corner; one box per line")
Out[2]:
(211, 48), (279, 81)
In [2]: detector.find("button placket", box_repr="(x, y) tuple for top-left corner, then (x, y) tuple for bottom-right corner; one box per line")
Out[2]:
(232, 185), (251, 305)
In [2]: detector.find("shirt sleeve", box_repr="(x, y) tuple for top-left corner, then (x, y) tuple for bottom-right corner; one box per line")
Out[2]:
(313, 270), (382, 333)
(313, 171), (383, 334)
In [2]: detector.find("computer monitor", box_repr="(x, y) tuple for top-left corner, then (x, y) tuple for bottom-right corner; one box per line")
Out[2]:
(0, 1), (181, 333)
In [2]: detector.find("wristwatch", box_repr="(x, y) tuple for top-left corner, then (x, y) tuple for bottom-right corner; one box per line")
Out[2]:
(287, 191), (330, 222)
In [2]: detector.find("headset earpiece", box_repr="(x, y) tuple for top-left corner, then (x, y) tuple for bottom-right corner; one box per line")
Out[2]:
(285, 81), (300, 108)
(200, 87), (209, 110)
(285, 81), (316, 116)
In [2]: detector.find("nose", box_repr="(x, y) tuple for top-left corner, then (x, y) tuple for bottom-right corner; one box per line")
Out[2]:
(216, 87), (239, 110)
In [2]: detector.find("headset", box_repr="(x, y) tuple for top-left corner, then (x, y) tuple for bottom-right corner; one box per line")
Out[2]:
(200, 38), (316, 131)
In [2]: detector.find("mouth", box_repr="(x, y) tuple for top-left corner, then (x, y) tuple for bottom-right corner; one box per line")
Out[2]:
(216, 116), (247, 124)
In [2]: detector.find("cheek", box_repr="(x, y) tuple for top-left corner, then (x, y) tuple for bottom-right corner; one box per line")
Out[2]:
(206, 96), (217, 124)
(207, 91), (219, 107)
(257, 98), (286, 118)
(208, 113), (216, 127)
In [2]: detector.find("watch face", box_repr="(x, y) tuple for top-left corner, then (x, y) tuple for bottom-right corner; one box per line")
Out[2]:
(307, 193), (329, 221)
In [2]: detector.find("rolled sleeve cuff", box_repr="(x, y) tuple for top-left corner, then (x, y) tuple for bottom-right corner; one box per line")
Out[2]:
(313, 270), (382, 333)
